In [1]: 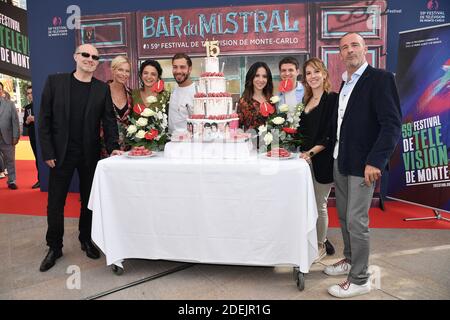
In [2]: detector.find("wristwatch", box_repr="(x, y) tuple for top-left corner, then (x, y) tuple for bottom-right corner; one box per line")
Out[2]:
(309, 151), (315, 157)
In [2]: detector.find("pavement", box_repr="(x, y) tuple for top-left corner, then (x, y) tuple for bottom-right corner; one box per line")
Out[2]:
(1, 214), (449, 300)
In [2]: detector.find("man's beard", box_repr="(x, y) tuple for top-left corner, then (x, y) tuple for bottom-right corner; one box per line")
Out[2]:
(174, 73), (190, 85)
(345, 55), (363, 69)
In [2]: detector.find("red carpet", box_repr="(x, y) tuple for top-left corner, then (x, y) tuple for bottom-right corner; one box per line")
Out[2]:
(0, 160), (80, 218)
(328, 203), (450, 230)
(1, 159), (449, 229)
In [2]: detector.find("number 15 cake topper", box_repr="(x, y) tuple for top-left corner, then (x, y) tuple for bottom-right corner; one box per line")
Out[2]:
(204, 40), (220, 57)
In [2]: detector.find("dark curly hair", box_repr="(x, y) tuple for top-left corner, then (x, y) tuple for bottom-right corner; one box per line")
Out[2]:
(139, 59), (162, 87)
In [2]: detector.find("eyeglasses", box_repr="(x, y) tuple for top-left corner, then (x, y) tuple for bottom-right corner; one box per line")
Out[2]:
(76, 52), (100, 61)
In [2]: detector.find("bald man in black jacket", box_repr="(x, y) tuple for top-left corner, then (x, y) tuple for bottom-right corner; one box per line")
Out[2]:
(38, 44), (123, 272)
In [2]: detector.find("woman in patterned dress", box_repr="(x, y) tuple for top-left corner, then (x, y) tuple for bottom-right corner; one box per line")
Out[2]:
(100, 55), (133, 158)
(237, 62), (274, 132)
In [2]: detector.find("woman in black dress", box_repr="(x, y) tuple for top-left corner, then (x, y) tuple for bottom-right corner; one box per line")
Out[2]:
(298, 57), (337, 261)
(108, 55), (133, 151)
(100, 55), (133, 157)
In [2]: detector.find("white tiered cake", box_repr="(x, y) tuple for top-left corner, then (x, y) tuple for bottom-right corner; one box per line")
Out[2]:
(188, 55), (239, 142)
(164, 45), (253, 159)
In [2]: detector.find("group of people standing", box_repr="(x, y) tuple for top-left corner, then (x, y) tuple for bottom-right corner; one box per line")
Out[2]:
(34, 31), (401, 299)
(37, 45), (197, 273)
(233, 32), (401, 298)
(237, 55), (337, 260)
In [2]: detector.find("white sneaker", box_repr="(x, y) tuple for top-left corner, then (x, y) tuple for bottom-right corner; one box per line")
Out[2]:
(328, 280), (371, 298)
(0, 172), (5, 179)
(323, 258), (351, 276)
(314, 243), (327, 263)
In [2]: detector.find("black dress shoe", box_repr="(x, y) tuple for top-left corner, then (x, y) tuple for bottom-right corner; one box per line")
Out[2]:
(379, 198), (385, 211)
(8, 183), (18, 190)
(32, 181), (40, 189)
(81, 240), (100, 259)
(39, 249), (63, 272)
(324, 238), (335, 256)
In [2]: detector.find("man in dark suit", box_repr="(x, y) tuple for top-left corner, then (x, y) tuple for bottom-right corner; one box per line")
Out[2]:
(324, 33), (401, 298)
(38, 44), (123, 272)
(23, 85), (40, 189)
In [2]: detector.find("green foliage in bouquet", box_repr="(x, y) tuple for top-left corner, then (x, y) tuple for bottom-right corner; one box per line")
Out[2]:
(125, 90), (171, 151)
(258, 98), (305, 152)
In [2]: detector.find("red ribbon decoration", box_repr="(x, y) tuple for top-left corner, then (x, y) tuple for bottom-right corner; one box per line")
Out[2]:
(133, 103), (146, 115)
(278, 79), (294, 93)
(145, 129), (159, 140)
(259, 101), (275, 117)
(282, 127), (297, 134)
(151, 80), (165, 93)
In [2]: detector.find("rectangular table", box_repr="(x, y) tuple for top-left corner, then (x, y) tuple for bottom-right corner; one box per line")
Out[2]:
(88, 153), (318, 273)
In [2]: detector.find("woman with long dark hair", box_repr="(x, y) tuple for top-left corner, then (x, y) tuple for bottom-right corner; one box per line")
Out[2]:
(237, 62), (274, 131)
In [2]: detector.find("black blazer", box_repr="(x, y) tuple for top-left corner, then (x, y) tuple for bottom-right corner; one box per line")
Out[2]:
(38, 73), (119, 168)
(23, 102), (36, 141)
(330, 65), (402, 177)
(299, 92), (337, 184)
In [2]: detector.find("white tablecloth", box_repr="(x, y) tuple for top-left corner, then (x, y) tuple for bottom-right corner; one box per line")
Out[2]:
(88, 153), (318, 273)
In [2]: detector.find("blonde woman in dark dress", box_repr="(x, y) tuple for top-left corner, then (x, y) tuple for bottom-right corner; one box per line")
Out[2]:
(108, 56), (133, 150)
(100, 56), (133, 157)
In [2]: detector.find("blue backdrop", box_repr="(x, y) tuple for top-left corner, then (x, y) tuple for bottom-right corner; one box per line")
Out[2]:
(27, 0), (449, 191)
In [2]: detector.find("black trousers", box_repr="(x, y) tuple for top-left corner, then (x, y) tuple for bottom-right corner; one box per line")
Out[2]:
(46, 153), (96, 249)
(29, 138), (40, 182)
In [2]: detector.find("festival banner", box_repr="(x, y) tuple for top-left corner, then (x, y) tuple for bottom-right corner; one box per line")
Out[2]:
(0, 1), (30, 79)
(388, 23), (450, 212)
(136, 3), (308, 58)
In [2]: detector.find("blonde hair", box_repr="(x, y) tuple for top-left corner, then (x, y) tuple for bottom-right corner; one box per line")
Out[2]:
(301, 57), (331, 104)
(110, 55), (131, 71)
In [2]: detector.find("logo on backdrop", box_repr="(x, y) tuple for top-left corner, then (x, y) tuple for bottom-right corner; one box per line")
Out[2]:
(52, 16), (62, 27)
(48, 5), (81, 38)
(420, 0), (445, 23)
(427, 0), (439, 11)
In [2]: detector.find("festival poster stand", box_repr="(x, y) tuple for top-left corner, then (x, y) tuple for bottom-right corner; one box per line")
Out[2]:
(387, 23), (450, 222)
